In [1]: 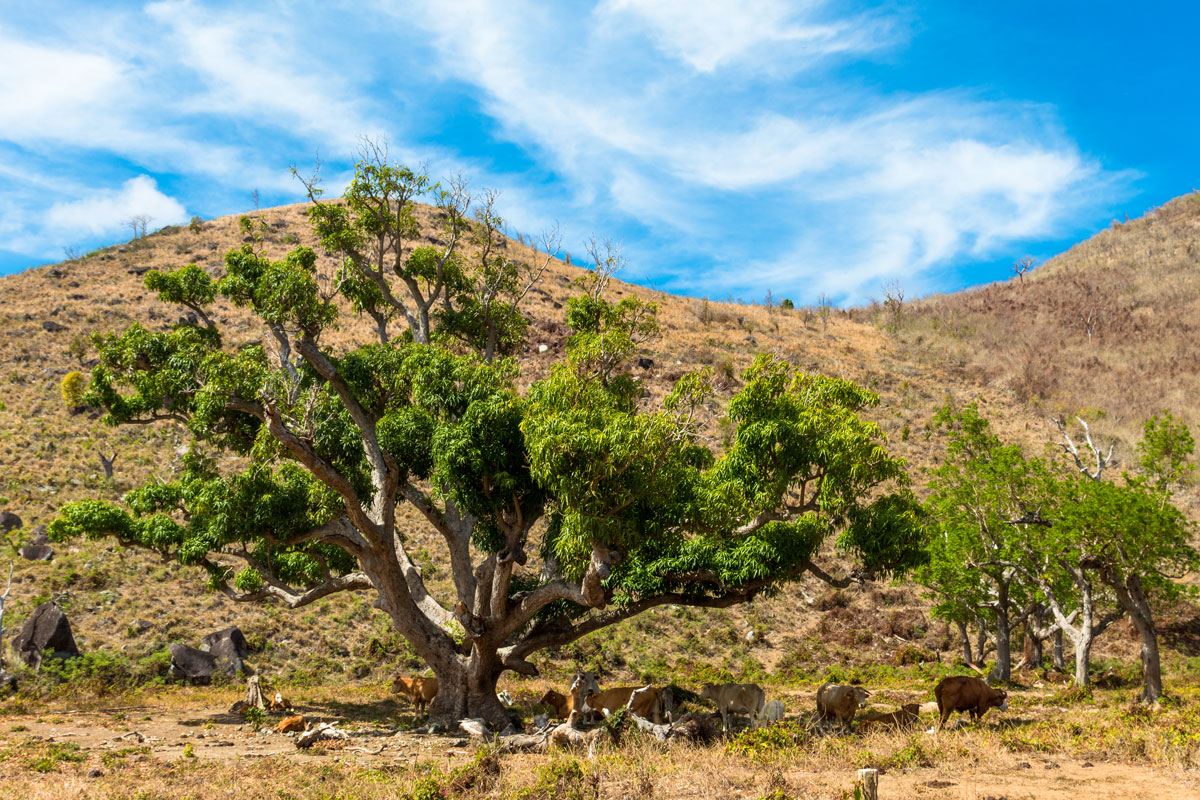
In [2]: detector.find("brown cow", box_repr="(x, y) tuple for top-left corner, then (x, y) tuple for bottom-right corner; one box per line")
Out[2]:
(583, 685), (666, 724)
(539, 689), (572, 719)
(858, 703), (921, 730)
(391, 675), (439, 715)
(816, 682), (871, 728)
(934, 676), (1007, 730)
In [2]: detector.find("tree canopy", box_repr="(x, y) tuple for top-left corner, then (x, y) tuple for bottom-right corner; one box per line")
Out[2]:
(50, 156), (922, 724)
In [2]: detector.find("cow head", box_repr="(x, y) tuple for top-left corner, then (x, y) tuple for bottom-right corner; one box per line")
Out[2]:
(990, 689), (1009, 712)
(698, 683), (718, 702)
(853, 687), (872, 708)
(570, 670), (599, 699)
(900, 703), (920, 720)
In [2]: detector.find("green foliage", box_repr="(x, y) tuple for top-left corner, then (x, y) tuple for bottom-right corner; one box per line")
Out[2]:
(242, 706), (267, 730)
(780, 298), (794, 310)
(514, 756), (595, 800)
(188, 215), (204, 233)
(26, 743), (85, 773)
(1137, 411), (1196, 491)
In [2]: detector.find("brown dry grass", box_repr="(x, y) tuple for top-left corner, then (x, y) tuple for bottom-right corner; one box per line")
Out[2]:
(3, 682), (1200, 799)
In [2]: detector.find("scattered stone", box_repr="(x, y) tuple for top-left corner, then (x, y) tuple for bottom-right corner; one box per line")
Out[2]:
(537, 344), (549, 354)
(276, 715), (306, 734)
(459, 718), (491, 739)
(1081, 762), (1094, 768)
(12, 602), (80, 667)
(28, 525), (49, 545)
(636, 356), (654, 370)
(923, 780), (956, 788)
(127, 265), (153, 276)
(0, 673), (17, 694)
(41, 320), (67, 333)
(18, 544), (53, 562)
(1043, 760), (1060, 770)
(428, 722), (447, 735)
(0, 512), (22, 533)
(449, 738), (469, 748)
(201, 627), (249, 676)
(1015, 762), (1031, 770)
(88, 769), (103, 778)
(131, 619), (153, 634)
(168, 643), (218, 685)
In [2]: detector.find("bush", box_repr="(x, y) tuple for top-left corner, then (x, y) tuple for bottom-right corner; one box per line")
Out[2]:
(189, 216), (204, 233)
(780, 299), (794, 310)
(60, 371), (86, 408)
(31, 648), (171, 696)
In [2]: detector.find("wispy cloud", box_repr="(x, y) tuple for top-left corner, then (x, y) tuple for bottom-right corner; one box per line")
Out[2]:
(0, 1), (1127, 302)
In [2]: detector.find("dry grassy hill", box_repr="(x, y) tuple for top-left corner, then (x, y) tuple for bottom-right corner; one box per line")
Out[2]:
(890, 192), (1200, 481)
(0, 195), (1194, 695)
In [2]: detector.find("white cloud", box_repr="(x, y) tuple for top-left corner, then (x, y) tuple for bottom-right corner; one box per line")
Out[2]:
(597, 0), (898, 73)
(45, 175), (188, 237)
(0, 1), (1128, 304)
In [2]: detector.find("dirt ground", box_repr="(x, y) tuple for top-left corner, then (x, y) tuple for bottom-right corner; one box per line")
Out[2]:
(1, 695), (1197, 800)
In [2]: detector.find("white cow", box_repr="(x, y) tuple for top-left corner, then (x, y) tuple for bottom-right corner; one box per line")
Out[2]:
(758, 698), (785, 725)
(699, 682), (766, 732)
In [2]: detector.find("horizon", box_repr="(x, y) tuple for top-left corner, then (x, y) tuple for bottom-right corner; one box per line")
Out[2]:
(2, 1), (1196, 305)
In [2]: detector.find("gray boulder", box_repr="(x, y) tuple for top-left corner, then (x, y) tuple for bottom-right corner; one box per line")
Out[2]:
(12, 603), (80, 667)
(169, 643), (217, 685)
(41, 320), (67, 333)
(18, 544), (53, 561)
(0, 511), (22, 533)
(201, 627), (249, 676)
(29, 525), (49, 545)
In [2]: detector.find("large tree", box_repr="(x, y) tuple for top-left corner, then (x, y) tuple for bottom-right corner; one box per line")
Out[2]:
(50, 165), (922, 726)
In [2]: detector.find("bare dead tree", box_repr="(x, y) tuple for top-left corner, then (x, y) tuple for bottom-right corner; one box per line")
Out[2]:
(1012, 256), (1036, 284)
(1080, 306), (1103, 344)
(126, 215), (152, 240)
(1052, 416), (1114, 482)
(882, 279), (905, 332)
(818, 293), (832, 333)
(99, 451), (118, 481)
(584, 237), (625, 299)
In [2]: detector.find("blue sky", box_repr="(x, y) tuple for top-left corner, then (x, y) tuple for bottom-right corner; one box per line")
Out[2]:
(1, 1), (1195, 304)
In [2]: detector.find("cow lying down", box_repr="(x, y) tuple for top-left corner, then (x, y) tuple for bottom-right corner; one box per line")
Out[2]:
(858, 703), (921, 730)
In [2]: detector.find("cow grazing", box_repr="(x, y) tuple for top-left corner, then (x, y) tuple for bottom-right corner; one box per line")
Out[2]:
(760, 699), (785, 725)
(391, 675), (439, 715)
(859, 703), (921, 730)
(699, 682), (766, 732)
(583, 685), (666, 724)
(816, 682), (871, 728)
(934, 676), (1008, 730)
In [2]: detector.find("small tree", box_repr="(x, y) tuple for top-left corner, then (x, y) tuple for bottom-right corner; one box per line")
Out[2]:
(920, 404), (1049, 681)
(1012, 256), (1036, 283)
(50, 159), (924, 725)
(61, 371), (86, 409)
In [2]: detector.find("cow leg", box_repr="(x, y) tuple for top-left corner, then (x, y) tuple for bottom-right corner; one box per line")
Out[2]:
(937, 710), (951, 731)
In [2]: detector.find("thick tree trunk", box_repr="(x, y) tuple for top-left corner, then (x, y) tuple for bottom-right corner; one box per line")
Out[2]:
(428, 663), (511, 728)
(988, 588), (1012, 682)
(1073, 631), (1093, 688)
(1112, 575), (1163, 703)
(956, 619), (974, 665)
(1052, 630), (1065, 671)
(1024, 607), (1045, 669)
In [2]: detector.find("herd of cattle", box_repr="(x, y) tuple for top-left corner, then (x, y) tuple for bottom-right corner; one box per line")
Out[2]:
(391, 673), (1010, 734)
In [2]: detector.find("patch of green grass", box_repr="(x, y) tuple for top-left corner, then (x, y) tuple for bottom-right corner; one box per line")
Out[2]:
(26, 742), (86, 773)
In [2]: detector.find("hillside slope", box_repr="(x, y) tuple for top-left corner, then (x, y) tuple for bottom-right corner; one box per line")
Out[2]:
(897, 191), (1200, 487)
(0, 197), (1184, 690)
